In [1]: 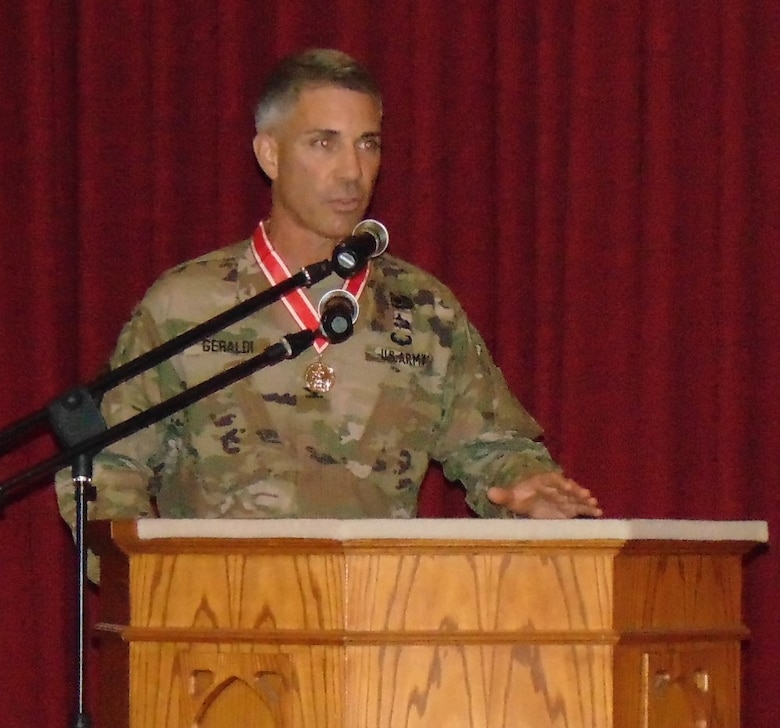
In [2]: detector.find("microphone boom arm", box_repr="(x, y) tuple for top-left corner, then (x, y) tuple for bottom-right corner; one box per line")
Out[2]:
(0, 328), (321, 506)
(0, 259), (333, 457)
(0, 250), (355, 506)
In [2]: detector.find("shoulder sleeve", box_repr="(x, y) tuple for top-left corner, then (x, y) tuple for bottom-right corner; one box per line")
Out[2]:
(431, 304), (560, 517)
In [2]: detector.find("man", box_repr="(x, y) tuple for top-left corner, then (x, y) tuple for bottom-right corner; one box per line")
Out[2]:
(57, 48), (601, 532)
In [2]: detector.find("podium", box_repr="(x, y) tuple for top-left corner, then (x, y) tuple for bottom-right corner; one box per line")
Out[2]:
(89, 518), (768, 728)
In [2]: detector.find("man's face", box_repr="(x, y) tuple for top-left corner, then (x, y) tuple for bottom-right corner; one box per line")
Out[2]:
(255, 85), (382, 243)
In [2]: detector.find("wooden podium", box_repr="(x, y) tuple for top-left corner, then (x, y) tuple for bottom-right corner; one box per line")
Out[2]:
(89, 518), (767, 728)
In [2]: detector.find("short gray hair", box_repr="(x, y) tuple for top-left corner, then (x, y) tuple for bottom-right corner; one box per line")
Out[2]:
(254, 48), (382, 131)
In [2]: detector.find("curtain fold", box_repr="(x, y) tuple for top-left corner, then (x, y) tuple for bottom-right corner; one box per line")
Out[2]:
(1, 2), (777, 726)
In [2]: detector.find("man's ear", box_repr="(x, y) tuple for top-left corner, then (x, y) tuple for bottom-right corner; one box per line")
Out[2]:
(253, 132), (278, 180)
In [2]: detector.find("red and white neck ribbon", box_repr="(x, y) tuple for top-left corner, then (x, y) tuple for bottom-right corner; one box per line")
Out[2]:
(251, 221), (369, 353)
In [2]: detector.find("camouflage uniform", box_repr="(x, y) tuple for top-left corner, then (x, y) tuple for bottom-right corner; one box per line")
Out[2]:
(56, 238), (559, 530)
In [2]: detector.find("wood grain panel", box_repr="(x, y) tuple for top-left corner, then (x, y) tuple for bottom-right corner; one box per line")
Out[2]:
(613, 552), (744, 630)
(628, 642), (739, 728)
(129, 552), (345, 630)
(344, 549), (616, 632)
(344, 643), (613, 728)
(130, 643), (343, 728)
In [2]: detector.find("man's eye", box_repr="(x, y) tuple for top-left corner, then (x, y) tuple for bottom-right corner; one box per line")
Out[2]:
(361, 138), (381, 151)
(313, 137), (331, 148)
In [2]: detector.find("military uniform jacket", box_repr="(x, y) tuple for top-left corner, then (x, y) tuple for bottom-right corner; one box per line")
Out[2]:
(57, 239), (558, 524)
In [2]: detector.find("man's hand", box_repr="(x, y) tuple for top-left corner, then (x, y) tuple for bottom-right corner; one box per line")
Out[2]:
(487, 472), (603, 519)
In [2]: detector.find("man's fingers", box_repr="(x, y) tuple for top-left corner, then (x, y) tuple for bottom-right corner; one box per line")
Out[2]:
(487, 474), (603, 519)
(486, 485), (511, 506)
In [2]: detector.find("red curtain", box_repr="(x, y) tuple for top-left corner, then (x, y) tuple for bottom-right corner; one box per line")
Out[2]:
(1, 2), (777, 726)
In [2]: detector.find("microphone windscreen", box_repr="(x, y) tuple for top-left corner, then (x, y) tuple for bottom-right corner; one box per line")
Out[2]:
(352, 219), (389, 256)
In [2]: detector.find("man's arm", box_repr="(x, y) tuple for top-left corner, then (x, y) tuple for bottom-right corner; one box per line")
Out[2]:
(432, 305), (600, 519)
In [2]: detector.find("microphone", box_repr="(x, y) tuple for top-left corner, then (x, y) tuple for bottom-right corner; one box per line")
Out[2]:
(331, 219), (389, 277)
(318, 290), (359, 344)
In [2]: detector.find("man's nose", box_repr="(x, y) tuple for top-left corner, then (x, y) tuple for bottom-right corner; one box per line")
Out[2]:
(336, 146), (363, 181)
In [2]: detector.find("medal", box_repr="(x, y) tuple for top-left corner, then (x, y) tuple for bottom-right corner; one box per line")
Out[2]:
(251, 221), (370, 394)
(304, 357), (335, 394)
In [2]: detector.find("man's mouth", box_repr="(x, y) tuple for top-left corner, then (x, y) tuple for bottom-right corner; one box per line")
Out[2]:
(330, 197), (362, 212)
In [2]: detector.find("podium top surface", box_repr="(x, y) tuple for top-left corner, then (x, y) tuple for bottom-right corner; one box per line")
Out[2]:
(132, 518), (769, 543)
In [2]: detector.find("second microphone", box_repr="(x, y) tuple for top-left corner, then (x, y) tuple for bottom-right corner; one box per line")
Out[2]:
(318, 290), (359, 343)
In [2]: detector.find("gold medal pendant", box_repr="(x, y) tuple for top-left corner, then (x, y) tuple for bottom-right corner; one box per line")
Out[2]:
(304, 357), (335, 394)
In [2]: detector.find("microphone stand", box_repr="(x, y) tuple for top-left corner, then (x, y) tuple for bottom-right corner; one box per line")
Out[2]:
(72, 453), (94, 728)
(0, 328), (323, 501)
(0, 258), (333, 459)
(0, 249), (359, 728)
